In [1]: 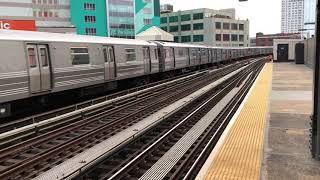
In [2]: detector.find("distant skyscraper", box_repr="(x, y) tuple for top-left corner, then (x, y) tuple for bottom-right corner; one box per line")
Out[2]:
(304, 0), (316, 37)
(281, 0), (304, 33)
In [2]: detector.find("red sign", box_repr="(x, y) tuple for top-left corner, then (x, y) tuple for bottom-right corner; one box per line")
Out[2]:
(0, 20), (36, 31)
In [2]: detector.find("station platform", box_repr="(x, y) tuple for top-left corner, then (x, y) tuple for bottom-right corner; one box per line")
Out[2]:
(197, 62), (320, 180)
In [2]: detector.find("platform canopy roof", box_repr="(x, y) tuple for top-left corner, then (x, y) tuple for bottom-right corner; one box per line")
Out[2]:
(136, 26), (174, 42)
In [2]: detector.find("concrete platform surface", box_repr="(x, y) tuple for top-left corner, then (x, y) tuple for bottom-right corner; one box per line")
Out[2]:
(262, 62), (320, 180)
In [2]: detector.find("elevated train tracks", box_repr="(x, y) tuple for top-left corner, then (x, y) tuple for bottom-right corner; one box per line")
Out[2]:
(0, 58), (267, 179)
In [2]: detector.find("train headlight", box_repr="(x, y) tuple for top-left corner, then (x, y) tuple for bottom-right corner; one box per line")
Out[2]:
(0, 108), (5, 114)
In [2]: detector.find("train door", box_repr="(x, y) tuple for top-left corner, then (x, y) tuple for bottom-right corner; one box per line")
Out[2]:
(26, 44), (52, 93)
(197, 48), (201, 65)
(187, 48), (191, 66)
(103, 46), (116, 81)
(165, 47), (175, 70)
(143, 47), (151, 73)
(208, 49), (212, 63)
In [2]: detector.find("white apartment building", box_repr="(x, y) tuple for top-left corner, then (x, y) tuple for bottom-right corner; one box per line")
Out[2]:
(0, 0), (74, 33)
(160, 8), (249, 47)
(281, 0), (304, 33)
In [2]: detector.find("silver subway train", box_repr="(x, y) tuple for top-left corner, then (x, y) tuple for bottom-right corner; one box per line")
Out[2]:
(0, 30), (273, 118)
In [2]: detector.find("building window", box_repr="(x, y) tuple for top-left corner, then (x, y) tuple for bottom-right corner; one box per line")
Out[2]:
(193, 23), (204, 30)
(161, 17), (167, 24)
(223, 23), (230, 30)
(125, 48), (136, 62)
(239, 24), (244, 30)
(85, 28), (96, 35)
(239, 35), (244, 42)
(181, 35), (191, 42)
(85, 16), (96, 23)
(216, 34), (221, 41)
(181, 14), (191, 21)
(193, 35), (204, 42)
(181, 24), (191, 31)
(144, 19), (151, 25)
(231, 34), (238, 41)
(161, 26), (168, 31)
(174, 36), (179, 42)
(71, 48), (90, 65)
(231, 23), (238, 30)
(169, 25), (179, 32)
(193, 13), (203, 20)
(215, 22), (221, 29)
(223, 34), (230, 41)
(84, 3), (96, 10)
(169, 16), (179, 23)
(143, 8), (152, 14)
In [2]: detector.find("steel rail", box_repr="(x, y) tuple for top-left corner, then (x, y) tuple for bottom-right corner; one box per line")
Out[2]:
(71, 59), (265, 180)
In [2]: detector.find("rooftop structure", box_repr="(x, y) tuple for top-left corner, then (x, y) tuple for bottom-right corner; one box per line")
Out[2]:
(256, 32), (301, 46)
(0, 0), (75, 33)
(160, 4), (173, 14)
(160, 8), (249, 47)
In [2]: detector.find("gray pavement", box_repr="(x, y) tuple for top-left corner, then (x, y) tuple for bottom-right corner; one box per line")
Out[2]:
(262, 63), (320, 180)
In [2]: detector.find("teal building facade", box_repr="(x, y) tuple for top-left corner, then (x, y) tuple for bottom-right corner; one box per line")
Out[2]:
(71, 0), (108, 36)
(71, 0), (160, 38)
(135, 0), (160, 34)
(107, 0), (135, 39)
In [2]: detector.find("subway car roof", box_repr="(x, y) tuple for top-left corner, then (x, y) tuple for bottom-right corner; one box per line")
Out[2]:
(155, 41), (208, 48)
(0, 30), (157, 46)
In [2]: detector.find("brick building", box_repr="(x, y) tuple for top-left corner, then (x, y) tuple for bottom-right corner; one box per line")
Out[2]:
(255, 32), (301, 46)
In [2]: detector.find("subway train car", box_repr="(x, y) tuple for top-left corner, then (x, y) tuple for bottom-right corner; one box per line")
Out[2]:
(0, 30), (272, 119)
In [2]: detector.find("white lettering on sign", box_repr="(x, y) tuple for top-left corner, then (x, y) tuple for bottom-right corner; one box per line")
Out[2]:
(0, 21), (11, 29)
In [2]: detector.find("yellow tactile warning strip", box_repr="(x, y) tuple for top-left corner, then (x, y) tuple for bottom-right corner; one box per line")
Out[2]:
(205, 63), (273, 180)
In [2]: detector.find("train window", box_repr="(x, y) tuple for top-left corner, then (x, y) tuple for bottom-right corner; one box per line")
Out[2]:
(70, 48), (90, 65)
(191, 49), (197, 57)
(165, 49), (171, 60)
(201, 49), (206, 56)
(178, 49), (184, 57)
(28, 48), (37, 68)
(40, 48), (48, 67)
(154, 49), (158, 59)
(109, 48), (115, 62)
(125, 48), (136, 62)
(143, 48), (150, 60)
(103, 48), (108, 62)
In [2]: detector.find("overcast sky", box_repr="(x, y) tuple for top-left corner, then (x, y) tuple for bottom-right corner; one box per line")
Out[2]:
(161, 0), (281, 37)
